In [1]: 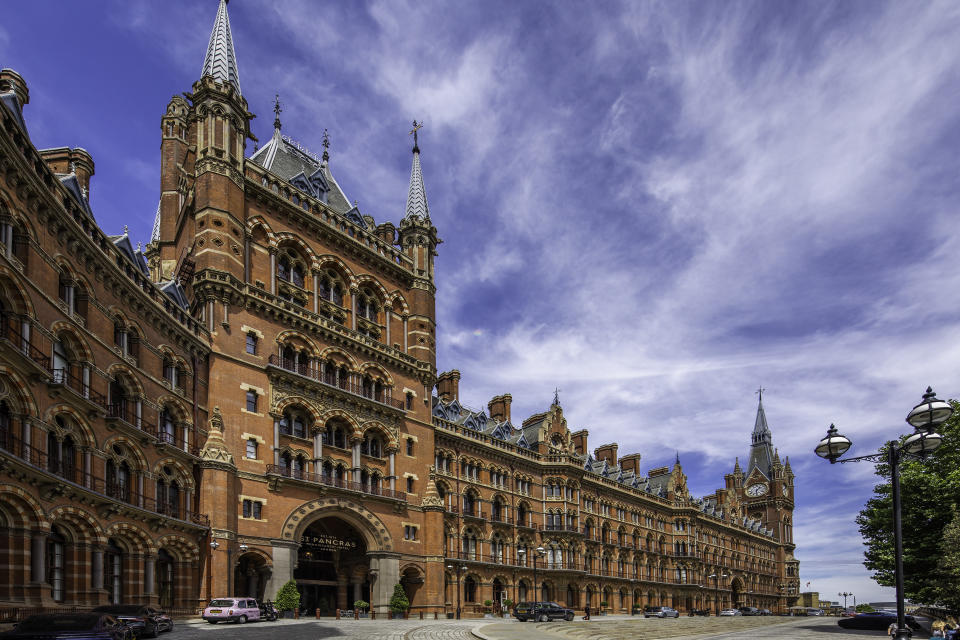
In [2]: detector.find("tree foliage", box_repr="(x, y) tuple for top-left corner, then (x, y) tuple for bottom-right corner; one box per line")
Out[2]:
(390, 583), (410, 612)
(855, 400), (960, 610)
(275, 579), (301, 612)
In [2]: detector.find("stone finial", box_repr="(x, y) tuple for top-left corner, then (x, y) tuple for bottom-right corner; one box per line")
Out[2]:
(200, 406), (235, 466)
(421, 476), (444, 508)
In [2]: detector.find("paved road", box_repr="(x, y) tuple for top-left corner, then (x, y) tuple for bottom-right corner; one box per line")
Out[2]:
(171, 616), (932, 640)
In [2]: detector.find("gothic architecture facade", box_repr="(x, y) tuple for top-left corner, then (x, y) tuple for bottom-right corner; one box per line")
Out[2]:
(0, 1), (799, 617)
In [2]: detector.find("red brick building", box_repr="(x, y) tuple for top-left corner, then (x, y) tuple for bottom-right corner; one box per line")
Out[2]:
(0, 0), (799, 617)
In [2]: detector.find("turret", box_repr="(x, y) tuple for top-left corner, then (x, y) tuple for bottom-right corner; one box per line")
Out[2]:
(397, 121), (440, 368)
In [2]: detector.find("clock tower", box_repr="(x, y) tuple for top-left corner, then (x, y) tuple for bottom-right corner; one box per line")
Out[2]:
(741, 394), (795, 545)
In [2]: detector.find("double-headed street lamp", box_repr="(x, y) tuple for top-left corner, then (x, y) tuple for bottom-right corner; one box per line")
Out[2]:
(708, 572), (728, 615)
(839, 591), (854, 612)
(815, 387), (952, 640)
(446, 563), (467, 619)
(211, 540), (248, 596)
(517, 546), (545, 603)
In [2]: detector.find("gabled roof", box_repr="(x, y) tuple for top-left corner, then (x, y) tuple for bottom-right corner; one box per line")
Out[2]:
(108, 233), (149, 277)
(159, 280), (190, 310)
(59, 173), (94, 219)
(201, 0), (241, 94)
(249, 129), (352, 214)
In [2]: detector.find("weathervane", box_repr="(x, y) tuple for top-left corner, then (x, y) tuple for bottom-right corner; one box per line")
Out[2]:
(409, 120), (423, 150)
(553, 387), (561, 406)
(756, 386), (765, 402)
(273, 94), (282, 130)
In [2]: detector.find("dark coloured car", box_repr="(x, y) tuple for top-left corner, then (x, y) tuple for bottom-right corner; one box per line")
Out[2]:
(758, 608), (773, 616)
(739, 606), (761, 616)
(512, 601), (575, 622)
(91, 605), (172, 637)
(689, 608), (711, 616)
(644, 606), (680, 618)
(837, 611), (922, 631)
(0, 613), (132, 639)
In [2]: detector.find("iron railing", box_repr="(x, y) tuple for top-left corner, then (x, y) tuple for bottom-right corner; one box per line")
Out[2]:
(265, 464), (406, 501)
(268, 355), (405, 410)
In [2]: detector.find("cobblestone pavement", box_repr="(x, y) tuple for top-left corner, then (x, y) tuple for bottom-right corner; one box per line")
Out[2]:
(175, 617), (485, 640)
(171, 615), (933, 640)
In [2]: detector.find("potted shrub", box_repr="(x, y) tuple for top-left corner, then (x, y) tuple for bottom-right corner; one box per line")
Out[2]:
(390, 583), (410, 619)
(483, 599), (493, 614)
(503, 599), (513, 618)
(276, 579), (301, 619)
(599, 601), (608, 615)
(354, 600), (369, 618)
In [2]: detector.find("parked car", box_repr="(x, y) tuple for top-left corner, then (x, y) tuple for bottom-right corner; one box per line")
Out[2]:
(512, 601), (575, 622)
(0, 613), (132, 639)
(643, 606), (679, 618)
(688, 608), (711, 616)
(738, 606), (760, 616)
(719, 608), (743, 616)
(758, 609), (773, 616)
(837, 611), (922, 631)
(91, 605), (172, 637)
(202, 597), (262, 624)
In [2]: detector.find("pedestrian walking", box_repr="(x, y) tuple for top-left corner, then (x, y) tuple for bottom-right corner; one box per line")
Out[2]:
(888, 621), (898, 637)
(584, 604), (590, 620)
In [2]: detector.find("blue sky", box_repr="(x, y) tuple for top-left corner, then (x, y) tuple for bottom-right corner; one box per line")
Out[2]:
(5, 0), (960, 604)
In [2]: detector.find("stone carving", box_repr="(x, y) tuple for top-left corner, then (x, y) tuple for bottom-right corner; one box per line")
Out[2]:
(200, 406), (235, 467)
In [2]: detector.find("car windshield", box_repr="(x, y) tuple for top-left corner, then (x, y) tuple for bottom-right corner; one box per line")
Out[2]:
(18, 615), (102, 631)
(209, 599), (236, 607)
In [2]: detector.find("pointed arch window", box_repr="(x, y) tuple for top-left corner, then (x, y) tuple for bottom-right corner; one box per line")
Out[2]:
(157, 549), (174, 609)
(105, 539), (123, 604)
(107, 459), (131, 503)
(48, 527), (66, 602)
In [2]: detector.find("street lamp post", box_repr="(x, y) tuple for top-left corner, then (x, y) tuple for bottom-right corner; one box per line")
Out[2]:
(815, 387), (952, 640)
(517, 546), (546, 604)
(446, 564), (467, 619)
(839, 592), (853, 612)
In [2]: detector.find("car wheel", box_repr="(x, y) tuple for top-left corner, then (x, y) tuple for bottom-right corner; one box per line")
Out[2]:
(146, 622), (159, 638)
(166, 622), (173, 632)
(239, 615), (247, 624)
(539, 614), (549, 622)
(208, 620), (218, 624)
(565, 614), (573, 622)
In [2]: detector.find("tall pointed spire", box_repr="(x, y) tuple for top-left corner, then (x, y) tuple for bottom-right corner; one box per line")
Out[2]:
(404, 120), (430, 220)
(747, 391), (775, 479)
(201, 0), (241, 94)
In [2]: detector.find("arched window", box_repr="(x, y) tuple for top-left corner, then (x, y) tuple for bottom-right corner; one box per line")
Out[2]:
(464, 576), (477, 602)
(318, 271), (344, 306)
(159, 408), (176, 445)
(47, 527), (66, 602)
(324, 420), (348, 449)
(106, 456), (131, 503)
(517, 503), (528, 527)
(280, 406), (310, 439)
(357, 289), (379, 322)
(105, 539), (123, 604)
(157, 549), (174, 608)
(156, 467), (181, 518)
(361, 432), (382, 457)
(518, 581), (528, 602)
(463, 490), (476, 516)
(0, 400), (10, 444)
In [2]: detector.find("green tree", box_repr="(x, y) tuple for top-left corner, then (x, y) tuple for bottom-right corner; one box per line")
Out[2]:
(855, 604), (875, 613)
(275, 579), (301, 612)
(389, 583), (410, 613)
(937, 507), (960, 613)
(855, 399), (960, 609)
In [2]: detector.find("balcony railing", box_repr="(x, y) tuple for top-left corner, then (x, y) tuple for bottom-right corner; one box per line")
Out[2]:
(106, 403), (158, 439)
(265, 464), (406, 501)
(462, 508), (486, 520)
(49, 368), (109, 410)
(0, 431), (209, 527)
(544, 523), (581, 533)
(0, 318), (50, 371)
(268, 355), (404, 410)
(489, 513), (512, 524)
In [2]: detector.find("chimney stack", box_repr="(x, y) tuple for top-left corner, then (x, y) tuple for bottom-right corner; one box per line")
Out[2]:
(619, 453), (642, 474)
(487, 394), (512, 423)
(594, 443), (618, 465)
(571, 430), (588, 455)
(39, 147), (95, 199)
(436, 370), (460, 402)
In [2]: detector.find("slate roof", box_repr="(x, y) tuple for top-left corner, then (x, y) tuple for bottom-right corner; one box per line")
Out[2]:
(0, 89), (26, 134)
(404, 146), (429, 221)
(747, 398), (775, 480)
(432, 394), (775, 537)
(201, 0), (241, 94)
(249, 128), (353, 216)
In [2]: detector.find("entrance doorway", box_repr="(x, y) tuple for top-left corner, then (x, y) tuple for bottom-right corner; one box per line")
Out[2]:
(294, 517), (370, 614)
(731, 580), (742, 609)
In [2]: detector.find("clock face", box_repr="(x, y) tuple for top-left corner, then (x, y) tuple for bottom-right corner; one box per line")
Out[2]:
(746, 483), (768, 497)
